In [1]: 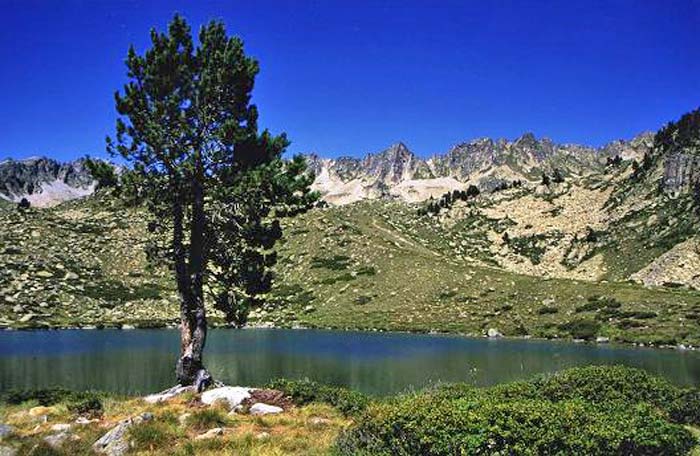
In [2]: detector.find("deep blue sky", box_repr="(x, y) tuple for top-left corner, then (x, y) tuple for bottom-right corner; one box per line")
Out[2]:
(1, 0), (699, 161)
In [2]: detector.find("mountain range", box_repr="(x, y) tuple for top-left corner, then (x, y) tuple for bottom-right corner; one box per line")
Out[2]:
(1, 108), (699, 344)
(0, 132), (659, 207)
(307, 132), (654, 204)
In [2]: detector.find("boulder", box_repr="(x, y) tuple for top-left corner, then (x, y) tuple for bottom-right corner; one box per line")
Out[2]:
(201, 386), (253, 410)
(44, 431), (70, 448)
(250, 403), (283, 416)
(487, 328), (503, 338)
(0, 446), (17, 456)
(595, 336), (610, 344)
(93, 413), (153, 456)
(0, 424), (13, 439)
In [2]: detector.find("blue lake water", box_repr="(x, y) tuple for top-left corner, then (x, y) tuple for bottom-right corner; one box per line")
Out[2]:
(1, 328), (699, 395)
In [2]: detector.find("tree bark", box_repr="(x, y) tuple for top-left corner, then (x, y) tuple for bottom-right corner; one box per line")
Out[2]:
(175, 164), (210, 386)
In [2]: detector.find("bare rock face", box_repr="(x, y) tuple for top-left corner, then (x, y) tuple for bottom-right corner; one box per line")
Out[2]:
(0, 157), (95, 207)
(308, 133), (652, 205)
(662, 152), (700, 196)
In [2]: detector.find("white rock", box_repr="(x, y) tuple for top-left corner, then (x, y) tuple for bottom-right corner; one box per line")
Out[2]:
(50, 423), (72, 432)
(195, 427), (223, 440)
(249, 403), (283, 416)
(0, 445), (17, 456)
(177, 413), (191, 425)
(75, 417), (99, 425)
(487, 328), (502, 338)
(143, 385), (194, 404)
(44, 431), (70, 448)
(595, 336), (610, 344)
(201, 386), (253, 410)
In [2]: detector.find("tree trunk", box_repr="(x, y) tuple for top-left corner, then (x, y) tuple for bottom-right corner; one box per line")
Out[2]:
(175, 165), (210, 387)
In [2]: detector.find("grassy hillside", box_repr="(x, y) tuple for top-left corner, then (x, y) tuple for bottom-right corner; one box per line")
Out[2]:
(265, 200), (700, 346)
(1, 187), (699, 347)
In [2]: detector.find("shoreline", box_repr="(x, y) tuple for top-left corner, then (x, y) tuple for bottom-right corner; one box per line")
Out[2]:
(2, 322), (698, 353)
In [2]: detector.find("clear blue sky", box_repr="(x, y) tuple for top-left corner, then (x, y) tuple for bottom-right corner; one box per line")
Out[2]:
(1, 0), (699, 161)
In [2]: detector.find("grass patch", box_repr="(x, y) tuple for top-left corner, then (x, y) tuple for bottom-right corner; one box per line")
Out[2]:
(186, 408), (229, 431)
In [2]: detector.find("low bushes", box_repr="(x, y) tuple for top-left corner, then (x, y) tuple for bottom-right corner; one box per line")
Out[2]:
(336, 366), (700, 455)
(267, 378), (370, 416)
(3, 387), (103, 416)
(558, 318), (600, 340)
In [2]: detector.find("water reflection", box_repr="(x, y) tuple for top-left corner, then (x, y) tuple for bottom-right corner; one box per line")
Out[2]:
(1, 329), (699, 395)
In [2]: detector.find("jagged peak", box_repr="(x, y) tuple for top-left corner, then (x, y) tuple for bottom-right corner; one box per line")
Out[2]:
(514, 132), (538, 145)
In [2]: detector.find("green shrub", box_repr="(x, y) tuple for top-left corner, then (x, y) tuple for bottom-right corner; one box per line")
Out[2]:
(3, 388), (104, 416)
(67, 394), (103, 417)
(267, 378), (370, 416)
(558, 318), (600, 340)
(337, 397), (694, 455)
(669, 389), (700, 425)
(531, 366), (680, 410)
(3, 388), (72, 406)
(537, 306), (559, 315)
(337, 366), (698, 455)
(577, 296), (622, 313)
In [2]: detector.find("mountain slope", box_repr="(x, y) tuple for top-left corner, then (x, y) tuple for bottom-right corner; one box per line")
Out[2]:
(1, 191), (699, 349)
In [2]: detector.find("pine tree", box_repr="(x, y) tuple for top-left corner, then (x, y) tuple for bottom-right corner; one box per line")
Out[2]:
(552, 168), (565, 183)
(108, 15), (316, 387)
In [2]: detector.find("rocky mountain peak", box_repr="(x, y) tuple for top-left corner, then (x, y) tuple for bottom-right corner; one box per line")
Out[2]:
(0, 156), (95, 207)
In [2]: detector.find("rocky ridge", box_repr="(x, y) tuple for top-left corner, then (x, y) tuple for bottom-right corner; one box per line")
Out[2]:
(307, 132), (654, 204)
(0, 157), (95, 207)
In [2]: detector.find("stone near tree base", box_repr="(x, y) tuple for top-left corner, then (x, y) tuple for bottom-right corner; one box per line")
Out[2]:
(201, 386), (253, 410)
(249, 403), (284, 416)
(93, 412), (153, 456)
(195, 369), (212, 392)
(143, 385), (195, 404)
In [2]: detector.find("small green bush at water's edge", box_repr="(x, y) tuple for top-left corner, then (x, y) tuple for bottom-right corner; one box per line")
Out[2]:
(267, 378), (370, 417)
